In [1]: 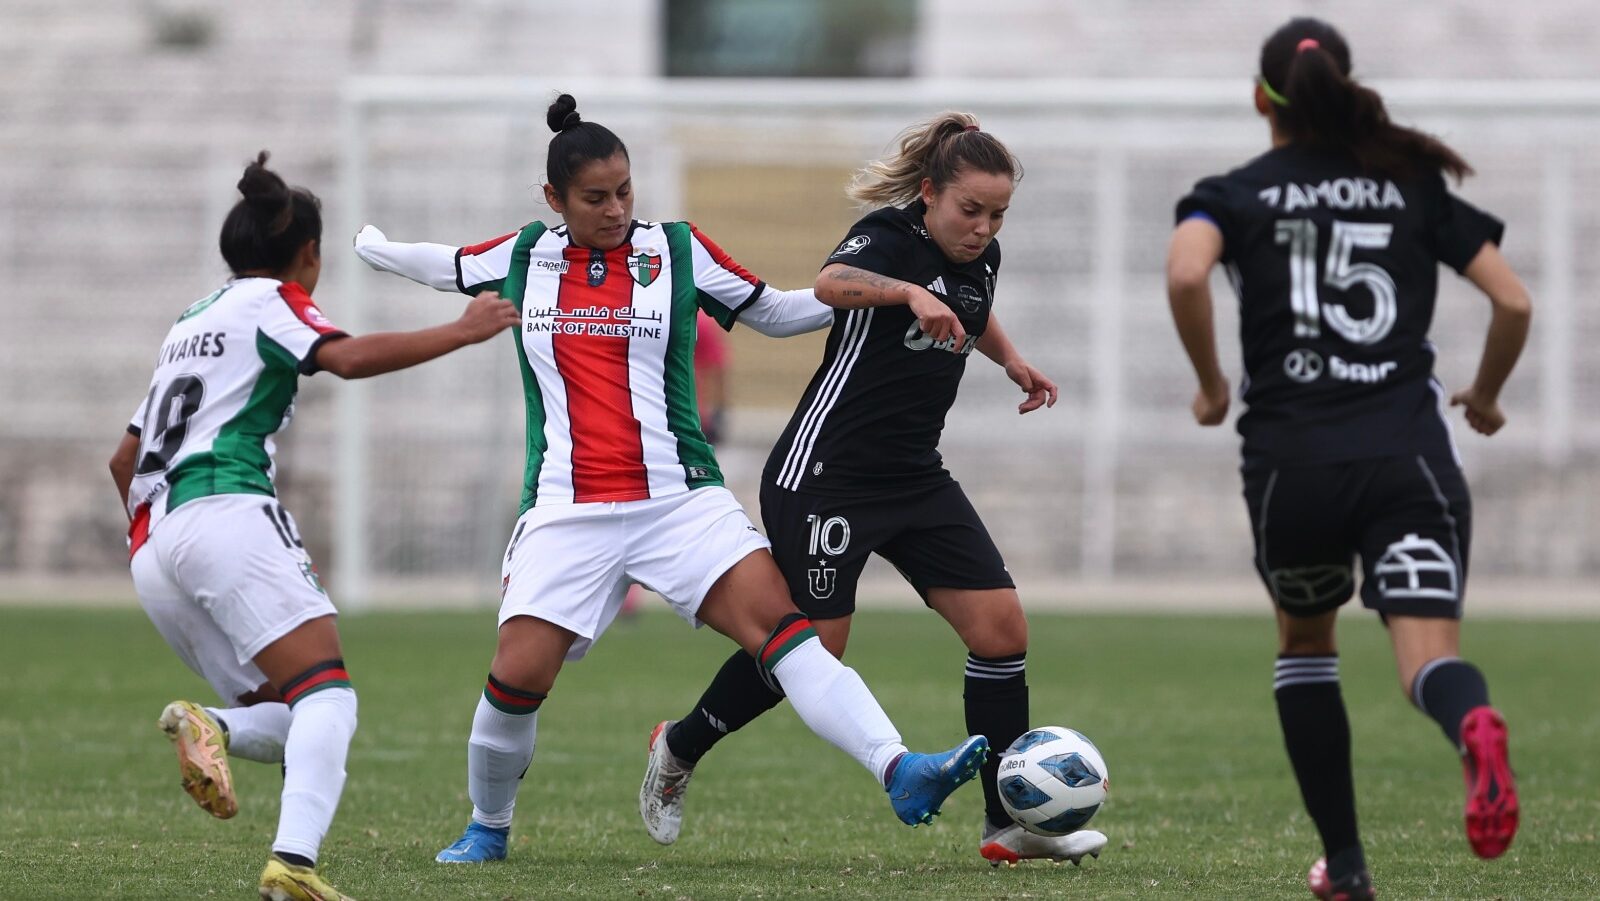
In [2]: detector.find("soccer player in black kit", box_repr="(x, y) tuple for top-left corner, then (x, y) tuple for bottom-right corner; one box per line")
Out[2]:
(1167, 18), (1531, 901)
(639, 112), (1109, 866)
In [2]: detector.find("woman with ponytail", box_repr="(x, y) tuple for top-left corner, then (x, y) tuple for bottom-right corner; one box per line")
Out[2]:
(643, 113), (1100, 868)
(110, 151), (519, 900)
(355, 94), (989, 866)
(1166, 17), (1531, 899)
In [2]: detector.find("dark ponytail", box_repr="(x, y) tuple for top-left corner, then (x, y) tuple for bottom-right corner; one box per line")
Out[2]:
(1260, 18), (1471, 182)
(219, 151), (322, 276)
(544, 93), (628, 199)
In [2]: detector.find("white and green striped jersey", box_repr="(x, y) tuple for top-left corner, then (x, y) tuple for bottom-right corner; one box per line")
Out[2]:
(126, 278), (346, 544)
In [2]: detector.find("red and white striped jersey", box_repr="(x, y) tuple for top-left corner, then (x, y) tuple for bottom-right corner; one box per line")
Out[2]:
(454, 220), (761, 509)
(126, 278), (346, 547)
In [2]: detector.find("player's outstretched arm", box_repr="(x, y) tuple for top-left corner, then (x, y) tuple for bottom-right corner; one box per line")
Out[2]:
(1166, 217), (1230, 426)
(735, 287), (835, 337)
(817, 263), (965, 345)
(977, 314), (1057, 414)
(1451, 243), (1533, 436)
(353, 224), (460, 292)
(108, 432), (138, 521)
(314, 291), (519, 379)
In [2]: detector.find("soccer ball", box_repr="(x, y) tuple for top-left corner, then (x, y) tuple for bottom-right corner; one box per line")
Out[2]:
(996, 726), (1109, 836)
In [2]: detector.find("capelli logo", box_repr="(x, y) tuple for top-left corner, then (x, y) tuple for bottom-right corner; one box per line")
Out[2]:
(535, 259), (570, 273)
(834, 235), (871, 256)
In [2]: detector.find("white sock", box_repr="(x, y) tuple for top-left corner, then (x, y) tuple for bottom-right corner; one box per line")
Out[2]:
(272, 687), (357, 864)
(771, 636), (907, 786)
(207, 703), (291, 763)
(467, 695), (538, 829)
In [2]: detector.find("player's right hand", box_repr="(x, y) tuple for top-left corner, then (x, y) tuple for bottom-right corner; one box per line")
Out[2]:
(1450, 386), (1506, 435)
(457, 292), (520, 343)
(908, 287), (966, 348)
(1192, 378), (1230, 426)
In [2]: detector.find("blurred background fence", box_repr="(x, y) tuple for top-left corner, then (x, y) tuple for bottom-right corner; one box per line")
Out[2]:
(2, 1), (1597, 610)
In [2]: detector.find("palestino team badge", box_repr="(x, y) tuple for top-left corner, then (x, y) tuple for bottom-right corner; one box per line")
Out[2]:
(628, 250), (662, 287)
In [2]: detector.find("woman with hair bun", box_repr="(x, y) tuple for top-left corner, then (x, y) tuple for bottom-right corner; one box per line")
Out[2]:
(355, 93), (989, 865)
(1167, 17), (1530, 899)
(641, 112), (1102, 868)
(110, 151), (519, 900)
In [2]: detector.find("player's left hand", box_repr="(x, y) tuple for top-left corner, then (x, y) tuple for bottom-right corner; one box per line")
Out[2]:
(1005, 360), (1058, 414)
(1450, 386), (1506, 435)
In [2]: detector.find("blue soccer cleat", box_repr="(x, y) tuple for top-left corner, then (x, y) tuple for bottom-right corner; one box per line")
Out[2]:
(886, 734), (989, 826)
(434, 821), (509, 863)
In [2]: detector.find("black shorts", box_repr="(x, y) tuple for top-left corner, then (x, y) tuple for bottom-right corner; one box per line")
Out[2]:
(1243, 455), (1472, 619)
(759, 479), (1015, 620)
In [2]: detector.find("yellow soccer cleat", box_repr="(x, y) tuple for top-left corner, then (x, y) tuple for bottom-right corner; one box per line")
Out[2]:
(258, 855), (356, 901)
(157, 700), (237, 819)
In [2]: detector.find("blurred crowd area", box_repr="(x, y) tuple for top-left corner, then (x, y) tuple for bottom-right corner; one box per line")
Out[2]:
(2, 1), (1597, 600)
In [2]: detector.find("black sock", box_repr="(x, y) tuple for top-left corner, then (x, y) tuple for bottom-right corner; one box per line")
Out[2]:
(665, 649), (784, 765)
(1412, 657), (1490, 750)
(965, 652), (1029, 831)
(1274, 655), (1363, 877)
(276, 851), (315, 868)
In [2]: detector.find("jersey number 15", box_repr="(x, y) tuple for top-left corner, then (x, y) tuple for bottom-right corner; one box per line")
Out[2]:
(1274, 218), (1398, 345)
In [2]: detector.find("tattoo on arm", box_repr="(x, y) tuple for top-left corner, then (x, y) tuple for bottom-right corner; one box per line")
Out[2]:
(823, 266), (912, 306)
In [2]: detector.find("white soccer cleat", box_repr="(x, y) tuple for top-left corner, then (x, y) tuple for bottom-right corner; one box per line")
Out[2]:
(639, 720), (695, 845)
(979, 822), (1107, 867)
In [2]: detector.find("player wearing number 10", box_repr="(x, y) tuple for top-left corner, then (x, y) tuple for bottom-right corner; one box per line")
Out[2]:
(1167, 18), (1533, 901)
(108, 152), (520, 901)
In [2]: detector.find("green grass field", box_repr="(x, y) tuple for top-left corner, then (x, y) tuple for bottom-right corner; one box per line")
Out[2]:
(1, 606), (1596, 899)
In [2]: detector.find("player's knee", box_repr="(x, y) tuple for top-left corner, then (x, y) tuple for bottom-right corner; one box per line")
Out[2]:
(959, 609), (1028, 658)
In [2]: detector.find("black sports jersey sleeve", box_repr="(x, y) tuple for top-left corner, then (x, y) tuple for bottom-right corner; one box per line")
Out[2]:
(1425, 173), (1505, 273)
(1175, 175), (1240, 259)
(821, 210), (923, 280)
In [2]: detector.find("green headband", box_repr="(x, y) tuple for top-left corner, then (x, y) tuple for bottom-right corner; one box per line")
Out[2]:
(1258, 75), (1290, 107)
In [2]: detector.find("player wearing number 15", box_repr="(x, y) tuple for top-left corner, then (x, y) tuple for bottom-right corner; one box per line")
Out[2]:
(1167, 18), (1532, 900)
(108, 152), (519, 901)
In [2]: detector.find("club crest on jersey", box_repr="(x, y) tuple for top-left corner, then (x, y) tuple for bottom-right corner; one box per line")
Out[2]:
(834, 234), (871, 256)
(587, 257), (608, 286)
(956, 284), (983, 313)
(628, 251), (662, 287)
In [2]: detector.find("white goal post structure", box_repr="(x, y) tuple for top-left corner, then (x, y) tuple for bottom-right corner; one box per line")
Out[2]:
(332, 77), (1600, 609)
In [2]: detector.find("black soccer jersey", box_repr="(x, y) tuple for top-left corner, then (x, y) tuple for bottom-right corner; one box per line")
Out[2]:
(765, 200), (999, 496)
(1176, 146), (1503, 471)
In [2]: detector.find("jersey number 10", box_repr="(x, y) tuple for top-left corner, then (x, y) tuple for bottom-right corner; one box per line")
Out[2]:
(1274, 218), (1398, 346)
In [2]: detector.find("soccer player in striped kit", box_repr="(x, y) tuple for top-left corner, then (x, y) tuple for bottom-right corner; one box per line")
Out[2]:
(354, 94), (989, 864)
(111, 152), (521, 900)
(1167, 18), (1530, 900)
(640, 113), (1109, 866)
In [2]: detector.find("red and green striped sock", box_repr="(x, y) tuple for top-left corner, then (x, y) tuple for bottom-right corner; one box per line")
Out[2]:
(483, 673), (546, 716)
(758, 614), (818, 680)
(280, 660), (352, 708)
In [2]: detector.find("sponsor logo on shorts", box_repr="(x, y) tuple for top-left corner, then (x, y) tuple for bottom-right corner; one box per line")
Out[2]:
(1374, 533), (1459, 601)
(1268, 564), (1352, 608)
(807, 563), (838, 600)
(300, 561), (325, 594)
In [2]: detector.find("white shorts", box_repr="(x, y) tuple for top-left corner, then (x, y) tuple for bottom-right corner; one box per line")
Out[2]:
(131, 493), (337, 703)
(499, 486), (771, 661)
